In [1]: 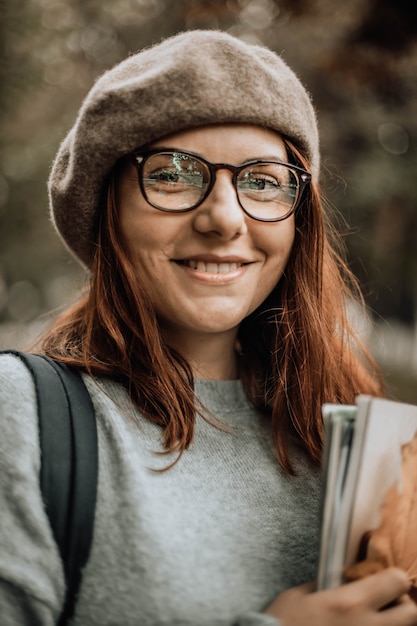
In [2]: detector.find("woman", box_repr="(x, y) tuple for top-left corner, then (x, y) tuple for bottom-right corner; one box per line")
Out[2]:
(1, 30), (416, 626)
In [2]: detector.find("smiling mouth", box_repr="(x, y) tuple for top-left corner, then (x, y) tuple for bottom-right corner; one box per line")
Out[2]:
(177, 260), (245, 274)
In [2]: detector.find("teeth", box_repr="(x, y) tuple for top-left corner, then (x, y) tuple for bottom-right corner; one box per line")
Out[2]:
(185, 260), (240, 273)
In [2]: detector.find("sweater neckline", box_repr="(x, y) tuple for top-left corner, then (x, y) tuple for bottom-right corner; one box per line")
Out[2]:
(193, 379), (249, 411)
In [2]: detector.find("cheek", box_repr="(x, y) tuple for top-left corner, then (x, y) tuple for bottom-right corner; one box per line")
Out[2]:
(122, 227), (162, 280)
(250, 224), (295, 311)
(117, 168), (154, 250)
(120, 216), (143, 262)
(118, 194), (160, 262)
(262, 220), (295, 272)
(117, 210), (158, 287)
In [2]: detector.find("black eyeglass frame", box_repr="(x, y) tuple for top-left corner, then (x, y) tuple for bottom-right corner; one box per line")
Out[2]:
(130, 148), (312, 223)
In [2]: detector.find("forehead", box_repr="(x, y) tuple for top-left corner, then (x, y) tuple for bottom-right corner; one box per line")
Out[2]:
(149, 124), (288, 162)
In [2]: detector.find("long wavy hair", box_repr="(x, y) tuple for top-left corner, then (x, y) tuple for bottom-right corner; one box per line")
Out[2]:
(37, 140), (384, 473)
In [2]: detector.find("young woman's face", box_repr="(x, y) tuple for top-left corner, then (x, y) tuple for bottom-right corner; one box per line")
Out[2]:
(117, 124), (295, 344)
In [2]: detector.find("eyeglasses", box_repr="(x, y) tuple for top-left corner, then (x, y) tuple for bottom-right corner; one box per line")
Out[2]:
(131, 148), (311, 222)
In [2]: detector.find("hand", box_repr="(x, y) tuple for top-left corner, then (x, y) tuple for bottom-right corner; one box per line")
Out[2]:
(265, 568), (417, 626)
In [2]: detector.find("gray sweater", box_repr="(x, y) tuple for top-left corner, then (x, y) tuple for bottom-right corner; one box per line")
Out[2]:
(0, 354), (321, 625)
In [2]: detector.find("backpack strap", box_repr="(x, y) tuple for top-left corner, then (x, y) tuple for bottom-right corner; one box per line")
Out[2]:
(3, 351), (98, 625)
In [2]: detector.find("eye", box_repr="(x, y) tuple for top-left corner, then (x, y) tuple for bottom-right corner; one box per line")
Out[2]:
(148, 169), (204, 188)
(238, 170), (284, 200)
(239, 163), (296, 192)
(241, 174), (281, 191)
(149, 169), (180, 184)
(143, 153), (207, 191)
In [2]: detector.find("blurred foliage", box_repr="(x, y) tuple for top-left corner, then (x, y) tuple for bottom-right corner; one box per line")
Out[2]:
(1, 0), (417, 332)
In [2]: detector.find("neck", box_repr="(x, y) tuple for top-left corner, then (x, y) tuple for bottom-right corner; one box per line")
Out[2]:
(162, 328), (240, 381)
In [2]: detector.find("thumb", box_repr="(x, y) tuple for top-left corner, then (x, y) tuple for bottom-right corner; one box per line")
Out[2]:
(289, 581), (317, 596)
(265, 581), (316, 615)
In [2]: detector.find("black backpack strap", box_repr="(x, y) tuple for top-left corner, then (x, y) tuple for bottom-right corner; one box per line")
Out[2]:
(2, 350), (98, 625)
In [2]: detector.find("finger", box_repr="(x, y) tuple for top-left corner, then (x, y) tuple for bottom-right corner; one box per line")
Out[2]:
(397, 594), (414, 605)
(264, 580), (316, 616)
(287, 581), (316, 597)
(344, 567), (411, 610)
(378, 599), (417, 626)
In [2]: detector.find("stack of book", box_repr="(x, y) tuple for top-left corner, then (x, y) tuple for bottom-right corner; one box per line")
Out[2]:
(318, 395), (417, 596)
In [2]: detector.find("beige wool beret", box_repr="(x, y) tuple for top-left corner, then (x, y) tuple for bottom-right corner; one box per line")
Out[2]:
(48, 29), (320, 267)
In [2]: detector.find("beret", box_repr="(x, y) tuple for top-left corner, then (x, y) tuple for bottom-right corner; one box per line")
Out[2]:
(48, 29), (320, 267)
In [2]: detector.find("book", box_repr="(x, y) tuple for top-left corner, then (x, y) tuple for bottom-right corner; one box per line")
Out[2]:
(317, 394), (417, 594)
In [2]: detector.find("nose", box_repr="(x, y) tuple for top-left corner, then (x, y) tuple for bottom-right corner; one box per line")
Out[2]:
(192, 170), (248, 240)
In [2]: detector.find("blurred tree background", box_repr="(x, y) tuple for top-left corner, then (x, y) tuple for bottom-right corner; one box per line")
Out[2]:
(1, 0), (417, 400)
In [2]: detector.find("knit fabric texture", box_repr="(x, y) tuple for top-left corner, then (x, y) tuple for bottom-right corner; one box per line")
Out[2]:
(0, 354), (321, 625)
(48, 29), (320, 267)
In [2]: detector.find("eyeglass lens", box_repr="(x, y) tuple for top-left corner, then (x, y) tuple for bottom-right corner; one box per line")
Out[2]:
(141, 151), (300, 220)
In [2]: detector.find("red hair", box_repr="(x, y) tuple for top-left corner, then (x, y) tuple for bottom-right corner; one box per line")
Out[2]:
(37, 145), (384, 473)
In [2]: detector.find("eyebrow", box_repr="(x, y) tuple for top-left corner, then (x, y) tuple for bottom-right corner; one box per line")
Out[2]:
(151, 148), (290, 164)
(244, 155), (289, 162)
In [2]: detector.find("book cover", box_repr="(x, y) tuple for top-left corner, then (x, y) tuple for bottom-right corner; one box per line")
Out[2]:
(318, 395), (417, 597)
